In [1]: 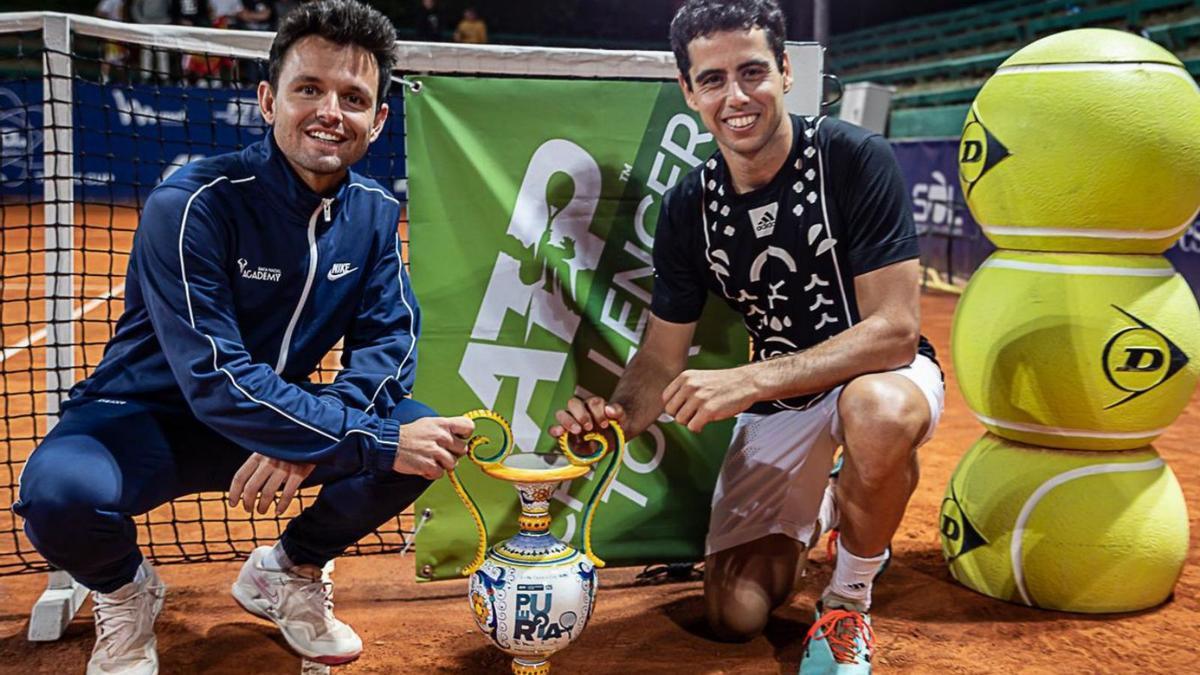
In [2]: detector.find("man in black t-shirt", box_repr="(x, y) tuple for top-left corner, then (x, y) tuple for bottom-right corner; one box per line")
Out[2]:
(549, 1), (944, 672)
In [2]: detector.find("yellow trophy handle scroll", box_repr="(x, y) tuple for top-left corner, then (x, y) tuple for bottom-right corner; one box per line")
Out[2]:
(446, 409), (626, 575)
(557, 419), (626, 568)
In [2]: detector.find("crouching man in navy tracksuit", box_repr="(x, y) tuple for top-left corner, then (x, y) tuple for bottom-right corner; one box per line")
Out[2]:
(12, 1), (473, 672)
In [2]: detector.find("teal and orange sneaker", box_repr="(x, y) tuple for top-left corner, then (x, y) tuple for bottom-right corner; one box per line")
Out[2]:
(798, 601), (875, 674)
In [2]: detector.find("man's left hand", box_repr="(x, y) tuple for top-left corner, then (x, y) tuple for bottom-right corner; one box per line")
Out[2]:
(663, 367), (756, 433)
(228, 453), (316, 515)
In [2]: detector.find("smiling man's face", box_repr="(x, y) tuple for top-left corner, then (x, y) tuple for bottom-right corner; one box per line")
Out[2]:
(680, 27), (792, 163)
(259, 35), (388, 194)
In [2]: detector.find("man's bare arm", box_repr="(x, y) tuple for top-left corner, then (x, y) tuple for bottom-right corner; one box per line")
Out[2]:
(609, 315), (697, 437)
(663, 259), (921, 432)
(551, 315), (696, 441)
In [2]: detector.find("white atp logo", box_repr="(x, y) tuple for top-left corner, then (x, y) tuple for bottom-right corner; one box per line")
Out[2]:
(460, 138), (605, 452)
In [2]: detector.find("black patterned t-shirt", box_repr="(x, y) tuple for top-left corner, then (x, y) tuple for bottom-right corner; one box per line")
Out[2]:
(651, 114), (938, 414)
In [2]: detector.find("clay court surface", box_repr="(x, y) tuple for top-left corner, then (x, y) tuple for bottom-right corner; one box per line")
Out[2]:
(2, 259), (1199, 672)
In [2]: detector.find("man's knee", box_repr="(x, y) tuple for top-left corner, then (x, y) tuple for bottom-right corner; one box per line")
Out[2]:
(705, 568), (775, 642)
(706, 592), (770, 643)
(839, 375), (928, 464)
(704, 537), (803, 641)
(16, 439), (121, 547)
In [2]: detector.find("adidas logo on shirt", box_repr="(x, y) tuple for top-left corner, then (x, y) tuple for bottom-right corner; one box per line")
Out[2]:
(748, 202), (778, 238)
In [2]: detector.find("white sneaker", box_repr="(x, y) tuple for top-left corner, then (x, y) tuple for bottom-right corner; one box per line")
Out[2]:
(231, 546), (362, 665)
(87, 560), (166, 675)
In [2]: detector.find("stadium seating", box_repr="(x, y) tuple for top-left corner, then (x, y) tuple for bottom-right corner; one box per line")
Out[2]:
(827, 0), (1200, 138)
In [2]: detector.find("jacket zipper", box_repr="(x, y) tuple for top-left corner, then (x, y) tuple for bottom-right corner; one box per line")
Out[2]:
(274, 200), (327, 373)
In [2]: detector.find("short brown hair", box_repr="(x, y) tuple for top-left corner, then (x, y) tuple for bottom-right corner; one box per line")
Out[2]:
(268, 0), (397, 106)
(669, 0), (787, 89)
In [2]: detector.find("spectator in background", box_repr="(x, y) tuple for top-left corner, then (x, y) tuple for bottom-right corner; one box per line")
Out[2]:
(96, 0), (126, 21)
(173, 0), (211, 26)
(416, 0), (442, 41)
(453, 6), (487, 44)
(174, 0), (235, 86)
(131, 0), (172, 83)
(198, 0), (243, 85)
(210, 0), (242, 27)
(236, 0), (275, 31)
(235, 1), (276, 84)
(95, 0), (127, 84)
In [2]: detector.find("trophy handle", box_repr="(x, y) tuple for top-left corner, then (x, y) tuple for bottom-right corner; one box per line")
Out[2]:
(558, 422), (625, 568)
(447, 409), (515, 576)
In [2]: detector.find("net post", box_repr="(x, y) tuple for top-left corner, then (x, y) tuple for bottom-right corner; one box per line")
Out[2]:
(42, 12), (75, 425)
(28, 570), (89, 641)
(29, 14), (85, 643)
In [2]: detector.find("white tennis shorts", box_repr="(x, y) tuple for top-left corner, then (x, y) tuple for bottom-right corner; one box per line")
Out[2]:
(705, 354), (945, 557)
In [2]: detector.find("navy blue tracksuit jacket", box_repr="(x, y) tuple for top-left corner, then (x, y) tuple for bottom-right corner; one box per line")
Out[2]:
(67, 134), (419, 472)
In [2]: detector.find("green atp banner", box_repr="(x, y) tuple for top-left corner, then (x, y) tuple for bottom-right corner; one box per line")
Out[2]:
(407, 76), (745, 581)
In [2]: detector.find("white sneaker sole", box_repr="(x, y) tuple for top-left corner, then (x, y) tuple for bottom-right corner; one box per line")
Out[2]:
(231, 583), (361, 666)
(86, 638), (159, 675)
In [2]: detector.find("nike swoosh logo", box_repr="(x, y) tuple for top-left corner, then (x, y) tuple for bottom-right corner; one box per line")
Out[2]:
(327, 267), (358, 281)
(253, 574), (281, 605)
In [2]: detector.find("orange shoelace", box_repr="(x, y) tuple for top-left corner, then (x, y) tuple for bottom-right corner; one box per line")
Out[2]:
(804, 607), (875, 665)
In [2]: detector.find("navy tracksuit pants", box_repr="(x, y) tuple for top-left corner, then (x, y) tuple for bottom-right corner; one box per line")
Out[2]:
(13, 396), (435, 593)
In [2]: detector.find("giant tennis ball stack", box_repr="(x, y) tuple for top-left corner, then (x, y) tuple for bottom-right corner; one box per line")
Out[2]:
(946, 30), (1199, 612)
(959, 29), (1200, 254)
(939, 435), (1188, 613)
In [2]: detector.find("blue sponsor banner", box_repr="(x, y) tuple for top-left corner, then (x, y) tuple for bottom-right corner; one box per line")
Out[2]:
(0, 80), (43, 192)
(891, 138), (994, 282)
(1166, 221), (1200, 298)
(0, 81), (406, 203)
(890, 137), (1200, 300)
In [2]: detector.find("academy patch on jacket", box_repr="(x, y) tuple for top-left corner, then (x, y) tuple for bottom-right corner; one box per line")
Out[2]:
(238, 257), (282, 282)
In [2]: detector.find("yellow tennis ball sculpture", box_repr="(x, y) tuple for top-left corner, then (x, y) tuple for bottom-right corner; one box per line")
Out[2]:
(959, 28), (1200, 253)
(952, 250), (1200, 450)
(940, 435), (1188, 613)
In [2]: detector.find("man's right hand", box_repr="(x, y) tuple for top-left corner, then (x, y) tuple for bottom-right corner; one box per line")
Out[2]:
(550, 396), (625, 442)
(392, 416), (475, 480)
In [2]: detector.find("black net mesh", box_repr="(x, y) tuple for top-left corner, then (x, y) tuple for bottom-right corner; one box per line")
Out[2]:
(1, 32), (413, 576)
